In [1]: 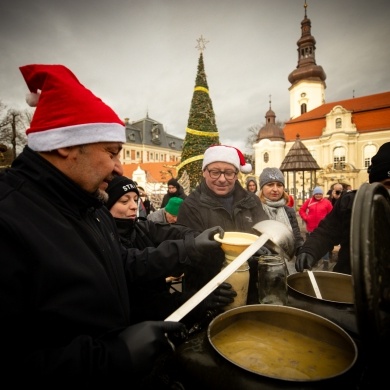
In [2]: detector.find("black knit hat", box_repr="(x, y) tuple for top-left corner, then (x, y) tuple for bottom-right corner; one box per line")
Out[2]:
(368, 142), (390, 183)
(167, 178), (180, 189)
(105, 176), (139, 210)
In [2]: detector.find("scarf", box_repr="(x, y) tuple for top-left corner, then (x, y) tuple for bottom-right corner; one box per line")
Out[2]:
(262, 198), (292, 232)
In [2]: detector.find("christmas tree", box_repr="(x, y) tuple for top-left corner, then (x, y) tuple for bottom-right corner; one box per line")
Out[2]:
(177, 36), (220, 190)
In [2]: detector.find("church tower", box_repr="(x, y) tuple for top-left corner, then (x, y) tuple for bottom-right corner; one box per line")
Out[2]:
(253, 97), (285, 175)
(288, 1), (326, 119)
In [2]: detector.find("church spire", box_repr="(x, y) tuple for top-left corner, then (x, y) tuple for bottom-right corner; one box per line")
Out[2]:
(288, 1), (327, 119)
(288, 0), (326, 86)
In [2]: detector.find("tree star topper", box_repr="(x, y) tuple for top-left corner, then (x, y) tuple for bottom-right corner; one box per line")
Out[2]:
(195, 35), (209, 53)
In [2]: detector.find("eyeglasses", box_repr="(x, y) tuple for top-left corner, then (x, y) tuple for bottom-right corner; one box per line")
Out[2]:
(206, 169), (238, 180)
(334, 190), (342, 195)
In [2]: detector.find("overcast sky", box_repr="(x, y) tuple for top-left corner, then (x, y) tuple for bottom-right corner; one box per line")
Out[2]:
(1, 0), (389, 153)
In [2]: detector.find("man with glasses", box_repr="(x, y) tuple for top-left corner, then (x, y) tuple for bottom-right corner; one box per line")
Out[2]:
(177, 144), (268, 299)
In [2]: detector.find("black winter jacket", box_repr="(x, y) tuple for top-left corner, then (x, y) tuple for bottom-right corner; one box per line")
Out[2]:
(0, 147), (199, 386)
(299, 191), (357, 274)
(114, 218), (213, 326)
(284, 206), (305, 254)
(176, 180), (268, 293)
(160, 185), (187, 208)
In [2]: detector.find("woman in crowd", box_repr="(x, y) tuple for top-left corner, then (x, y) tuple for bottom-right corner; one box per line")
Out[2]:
(258, 167), (304, 256)
(245, 177), (258, 194)
(160, 177), (187, 208)
(298, 185), (333, 269)
(105, 175), (236, 326)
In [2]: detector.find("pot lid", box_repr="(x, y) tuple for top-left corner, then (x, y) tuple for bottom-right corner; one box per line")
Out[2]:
(350, 182), (390, 349)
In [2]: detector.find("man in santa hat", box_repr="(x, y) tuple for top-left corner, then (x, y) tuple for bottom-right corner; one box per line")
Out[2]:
(0, 64), (226, 387)
(177, 144), (270, 300)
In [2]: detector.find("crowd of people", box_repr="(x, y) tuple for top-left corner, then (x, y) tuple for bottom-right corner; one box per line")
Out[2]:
(1, 63), (389, 387)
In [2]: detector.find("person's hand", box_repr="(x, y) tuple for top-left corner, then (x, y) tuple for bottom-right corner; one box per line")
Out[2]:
(295, 246), (302, 257)
(119, 321), (186, 375)
(203, 282), (237, 310)
(295, 253), (316, 272)
(255, 246), (273, 256)
(194, 226), (224, 256)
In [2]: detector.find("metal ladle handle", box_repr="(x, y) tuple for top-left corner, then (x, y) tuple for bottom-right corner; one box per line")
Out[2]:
(307, 270), (322, 299)
(165, 234), (270, 322)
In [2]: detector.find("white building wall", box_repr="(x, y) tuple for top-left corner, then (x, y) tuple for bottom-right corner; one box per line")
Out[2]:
(289, 80), (325, 119)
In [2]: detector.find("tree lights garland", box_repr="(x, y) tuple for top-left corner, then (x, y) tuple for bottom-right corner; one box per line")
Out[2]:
(178, 38), (220, 190)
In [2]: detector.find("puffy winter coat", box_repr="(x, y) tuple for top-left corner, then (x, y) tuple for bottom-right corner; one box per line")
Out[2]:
(299, 196), (333, 233)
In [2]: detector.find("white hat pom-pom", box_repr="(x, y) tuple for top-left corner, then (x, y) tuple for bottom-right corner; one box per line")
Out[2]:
(26, 92), (40, 107)
(240, 163), (252, 174)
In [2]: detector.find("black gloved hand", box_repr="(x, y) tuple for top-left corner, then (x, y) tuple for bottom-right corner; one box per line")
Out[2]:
(118, 321), (186, 376)
(194, 226), (224, 256)
(295, 252), (316, 272)
(295, 246), (303, 257)
(255, 246), (273, 256)
(203, 282), (237, 310)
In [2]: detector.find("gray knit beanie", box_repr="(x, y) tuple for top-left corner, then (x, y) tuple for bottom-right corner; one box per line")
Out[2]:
(259, 167), (285, 189)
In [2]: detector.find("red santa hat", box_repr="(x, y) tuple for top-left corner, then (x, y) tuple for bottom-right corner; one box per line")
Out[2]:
(19, 64), (125, 151)
(202, 144), (252, 173)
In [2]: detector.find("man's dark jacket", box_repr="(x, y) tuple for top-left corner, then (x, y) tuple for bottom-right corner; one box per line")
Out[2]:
(177, 180), (268, 293)
(0, 147), (198, 386)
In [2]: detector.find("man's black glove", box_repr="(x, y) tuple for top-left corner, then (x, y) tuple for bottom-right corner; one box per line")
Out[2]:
(255, 246), (273, 256)
(203, 282), (237, 310)
(118, 321), (186, 376)
(295, 252), (316, 272)
(194, 226), (224, 256)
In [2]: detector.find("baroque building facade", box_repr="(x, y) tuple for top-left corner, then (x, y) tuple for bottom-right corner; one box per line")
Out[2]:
(254, 4), (390, 204)
(119, 114), (184, 196)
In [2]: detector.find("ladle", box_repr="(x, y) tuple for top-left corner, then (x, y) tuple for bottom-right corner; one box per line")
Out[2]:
(307, 270), (322, 299)
(165, 220), (295, 322)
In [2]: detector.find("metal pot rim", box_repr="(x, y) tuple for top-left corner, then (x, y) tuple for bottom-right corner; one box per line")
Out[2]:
(207, 304), (357, 382)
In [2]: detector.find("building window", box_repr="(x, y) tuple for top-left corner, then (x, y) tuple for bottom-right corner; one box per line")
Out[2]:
(151, 124), (161, 144)
(126, 150), (130, 158)
(263, 152), (269, 163)
(335, 118), (342, 128)
(364, 144), (377, 168)
(333, 146), (346, 169)
(136, 151), (140, 160)
(129, 132), (135, 141)
(301, 103), (307, 115)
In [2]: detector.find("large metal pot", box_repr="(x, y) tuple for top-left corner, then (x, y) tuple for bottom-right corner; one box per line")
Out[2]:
(207, 305), (357, 382)
(287, 271), (358, 335)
